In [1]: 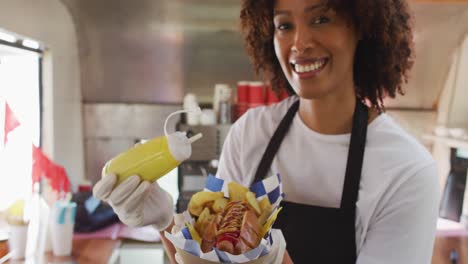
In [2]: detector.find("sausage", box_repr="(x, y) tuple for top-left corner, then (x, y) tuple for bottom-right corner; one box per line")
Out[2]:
(214, 201), (262, 255)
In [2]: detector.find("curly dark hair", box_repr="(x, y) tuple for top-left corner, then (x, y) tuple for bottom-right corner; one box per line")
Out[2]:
(240, 0), (414, 111)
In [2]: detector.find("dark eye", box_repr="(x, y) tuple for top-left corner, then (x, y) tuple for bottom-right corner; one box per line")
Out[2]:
(313, 16), (330, 24)
(276, 23), (292, 31)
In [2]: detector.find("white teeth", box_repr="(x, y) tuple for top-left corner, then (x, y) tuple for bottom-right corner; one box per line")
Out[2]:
(294, 64), (303, 73)
(293, 59), (325, 73)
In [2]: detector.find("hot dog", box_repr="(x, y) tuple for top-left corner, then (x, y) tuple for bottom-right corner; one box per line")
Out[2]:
(197, 200), (262, 254)
(217, 201), (262, 254)
(188, 183), (273, 254)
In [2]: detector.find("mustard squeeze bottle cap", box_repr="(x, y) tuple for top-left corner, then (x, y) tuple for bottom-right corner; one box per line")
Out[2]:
(102, 107), (203, 184)
(167, 132), (202, 162)
(163, 107), (202, 138)
(164, 107), (203, 162)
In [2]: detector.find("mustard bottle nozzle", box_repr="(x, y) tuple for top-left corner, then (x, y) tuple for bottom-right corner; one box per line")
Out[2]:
(188, 133), (203, 144)
(164, 107), (202, 137)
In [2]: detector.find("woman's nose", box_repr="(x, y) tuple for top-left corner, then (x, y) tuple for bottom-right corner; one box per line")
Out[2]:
(291, 26), (315, 54)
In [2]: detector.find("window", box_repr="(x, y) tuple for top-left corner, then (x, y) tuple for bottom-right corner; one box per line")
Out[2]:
(0, 43), (41, 211)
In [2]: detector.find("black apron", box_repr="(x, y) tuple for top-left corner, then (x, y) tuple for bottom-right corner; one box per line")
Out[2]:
(253, 99), (368, 263)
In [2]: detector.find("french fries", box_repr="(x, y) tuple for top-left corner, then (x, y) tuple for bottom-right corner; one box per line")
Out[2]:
(189, 182), (275, 227)
(212, 197), (229, 213)
(258, 197), (273, 225)
(259, 197), (272, 212)
(195, 207), (211, 231)
(187, 223), (202, 244)
(188, 191), (224, 216)
(228, 182), (249, 201)
(186, 180), (282, 254)
(245, 192), (261, 215)
(261, 207), (282, 238)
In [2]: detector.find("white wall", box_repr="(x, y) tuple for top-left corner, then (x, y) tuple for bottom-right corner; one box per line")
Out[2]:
(0, 0), (84, 189)
(436, 34), (468, 128)
(431, 34), (468, 193)
(447, 35), (468, 128)
(385, 3), (468, 110)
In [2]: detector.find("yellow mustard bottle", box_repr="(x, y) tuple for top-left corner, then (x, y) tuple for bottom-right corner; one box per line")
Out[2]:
(102, 108), (202, 184)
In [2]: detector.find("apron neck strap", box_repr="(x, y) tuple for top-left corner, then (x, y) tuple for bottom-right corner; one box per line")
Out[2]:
(340, 100), (368, 210)
(253, 98), (369, 210)
(253, 100), (300, 183)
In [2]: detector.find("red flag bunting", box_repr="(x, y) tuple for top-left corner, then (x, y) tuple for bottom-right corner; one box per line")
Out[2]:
(4, 102), (21, 145)
(32, 144), (70, 193)
(32, 144), (49, 184)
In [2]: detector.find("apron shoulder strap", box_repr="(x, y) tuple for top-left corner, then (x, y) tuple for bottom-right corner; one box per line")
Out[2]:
(340, 101), (368, 210)
(253, 99), (369, 211)
(253, 100), (300, 184)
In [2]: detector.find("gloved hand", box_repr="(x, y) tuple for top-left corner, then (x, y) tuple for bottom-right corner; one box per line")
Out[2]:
(93, 174), (174, 231)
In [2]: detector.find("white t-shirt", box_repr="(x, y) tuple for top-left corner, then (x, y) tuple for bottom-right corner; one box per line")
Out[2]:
(216, 96), (439, 264)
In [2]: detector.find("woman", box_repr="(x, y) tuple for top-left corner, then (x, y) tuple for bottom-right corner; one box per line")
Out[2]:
(94, 0), (439, 263)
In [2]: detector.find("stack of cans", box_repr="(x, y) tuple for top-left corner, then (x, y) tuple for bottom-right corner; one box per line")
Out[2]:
(236, 81), (250, 118)
(235, 81), (289, 119)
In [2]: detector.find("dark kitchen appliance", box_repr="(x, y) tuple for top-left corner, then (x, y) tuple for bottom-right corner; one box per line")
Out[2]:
(176, 124), (231, 213)
(440, 148), (468, 222)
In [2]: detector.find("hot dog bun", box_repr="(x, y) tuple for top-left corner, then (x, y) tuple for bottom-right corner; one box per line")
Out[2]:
(196, 201), (261, 254)
(188, 186), (273, 255)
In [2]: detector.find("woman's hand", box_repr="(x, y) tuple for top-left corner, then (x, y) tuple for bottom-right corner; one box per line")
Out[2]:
(282, 250), (294, 264)
(93, 173), (174, 230)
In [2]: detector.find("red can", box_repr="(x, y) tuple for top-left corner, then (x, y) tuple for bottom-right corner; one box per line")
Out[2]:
(265, 84), (281, 105)
(78, 184), (92, 192)
(248, 81), (265, 106)
(236, 81), (250, 120)
(237, 81), (249, 105)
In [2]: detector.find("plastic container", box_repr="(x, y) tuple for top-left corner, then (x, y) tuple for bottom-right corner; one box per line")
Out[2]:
(102, 108), (203, 184)
(218, 87), (232, 124)
(200, 109), (216, 125)
(183, 93), (200, 126)
(8, 224), (28, 260)
(213, 84), (230, 117)
(50, 201), (76, 256)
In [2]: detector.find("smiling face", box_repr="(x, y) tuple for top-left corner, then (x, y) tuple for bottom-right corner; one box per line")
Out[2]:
(273, 0), (359, 100)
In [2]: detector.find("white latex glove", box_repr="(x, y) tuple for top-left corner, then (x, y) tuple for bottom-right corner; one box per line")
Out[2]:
(174, 252), (185, 264)
(93, 174), (174, 231)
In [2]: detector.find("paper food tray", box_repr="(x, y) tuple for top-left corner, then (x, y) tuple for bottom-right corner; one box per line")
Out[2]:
(166, 174), (285, 263)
